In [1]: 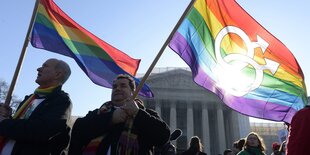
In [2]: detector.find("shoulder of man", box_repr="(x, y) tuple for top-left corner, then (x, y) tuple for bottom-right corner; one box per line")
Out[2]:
(43, 89), (72, 109)
(50, 90), (71, 102)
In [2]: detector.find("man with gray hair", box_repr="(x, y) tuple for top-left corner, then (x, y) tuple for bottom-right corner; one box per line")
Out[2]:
(0, 58), (72, 155)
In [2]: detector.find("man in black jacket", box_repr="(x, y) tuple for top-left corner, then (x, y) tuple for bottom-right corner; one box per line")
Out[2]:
(69, 74), (170, 155)
(0, 58), (72, 155)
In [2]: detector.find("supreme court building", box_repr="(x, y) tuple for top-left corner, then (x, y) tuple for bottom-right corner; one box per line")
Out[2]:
(140, 68), (251, 155)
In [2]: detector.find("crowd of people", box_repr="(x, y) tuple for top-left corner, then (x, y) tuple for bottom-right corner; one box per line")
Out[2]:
(0, 58), (308, 155)
(221, 104), (309, 155)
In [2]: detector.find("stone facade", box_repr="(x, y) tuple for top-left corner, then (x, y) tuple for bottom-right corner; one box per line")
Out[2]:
(140, 68), (251, 155)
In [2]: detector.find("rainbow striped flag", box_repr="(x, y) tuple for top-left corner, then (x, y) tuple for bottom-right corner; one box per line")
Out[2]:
(30, 0), (153, 97)
(169, 0), (307, 123)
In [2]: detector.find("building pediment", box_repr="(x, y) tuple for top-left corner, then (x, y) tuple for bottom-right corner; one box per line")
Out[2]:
(144, 68), (199, 90)
(139, 67), (223, 102)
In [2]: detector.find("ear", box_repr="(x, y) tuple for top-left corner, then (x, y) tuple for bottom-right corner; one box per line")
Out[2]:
(55, 71), (63, 81)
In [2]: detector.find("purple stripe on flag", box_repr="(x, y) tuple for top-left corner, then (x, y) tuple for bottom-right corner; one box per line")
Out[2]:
(170, 31), (198, 75)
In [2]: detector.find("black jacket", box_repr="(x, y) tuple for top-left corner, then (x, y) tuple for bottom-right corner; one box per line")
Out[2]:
(69, 101), (170, 155)
(0, 86), (72, 155)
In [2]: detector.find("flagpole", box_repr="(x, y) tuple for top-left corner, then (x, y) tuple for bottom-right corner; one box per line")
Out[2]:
(4, 0), (40, 106)
(132, 0), (196, 98)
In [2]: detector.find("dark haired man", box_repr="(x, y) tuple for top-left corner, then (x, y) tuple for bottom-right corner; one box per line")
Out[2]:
(69, 74), (170, 155)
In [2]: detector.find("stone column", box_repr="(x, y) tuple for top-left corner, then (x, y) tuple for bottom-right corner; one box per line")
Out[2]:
(230, 111), (241, 142)
(238, 113), (251, 138)
(170, 101), (177, 145)
(155, 100), (161, 117)
(202, 104), (211, 155)
(187, 102), (194, 143)
(170, 101), (177, 131)
(217, 107), (226, 153)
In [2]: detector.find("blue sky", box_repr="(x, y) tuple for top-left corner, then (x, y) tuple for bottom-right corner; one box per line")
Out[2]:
(1, 1), (309, 123)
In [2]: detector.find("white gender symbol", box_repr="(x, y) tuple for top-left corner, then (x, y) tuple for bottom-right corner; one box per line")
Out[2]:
(214, 26), (279, 96)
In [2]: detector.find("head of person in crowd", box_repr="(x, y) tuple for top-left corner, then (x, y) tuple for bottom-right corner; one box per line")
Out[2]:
(189, 136), (204, 152)
(278, 140), (286, 154)
(271, 142), (280, 152)
(223, 149), (233, 155)
(232, 138), (245, 154)
(36, 58), (71, 87)
(244, 132), (266, 152)
(111, 74), (136, 107)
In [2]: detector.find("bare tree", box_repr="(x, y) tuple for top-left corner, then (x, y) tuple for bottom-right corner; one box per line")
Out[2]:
(0, 79), (9, 103)
(0, 79), (21, 114)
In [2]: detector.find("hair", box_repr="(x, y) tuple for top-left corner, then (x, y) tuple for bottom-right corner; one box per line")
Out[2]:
(244, 132), (266, 152)
(53, 59), (71, 84)
(188, 136), (203, 152)
(233, 138), (245, 151)
(278, 140), (286, 153)
(114, 74), (136, 91)
(272, 142), (280, 151)
(223, 149), (233, 155)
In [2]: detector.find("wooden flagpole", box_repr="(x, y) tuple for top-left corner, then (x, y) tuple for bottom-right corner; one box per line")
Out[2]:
(132, 0), (196, 98)
(4, 0), (40, 106)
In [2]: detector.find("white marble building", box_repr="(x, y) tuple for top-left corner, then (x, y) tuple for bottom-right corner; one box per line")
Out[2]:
(140, 68), (251, 155)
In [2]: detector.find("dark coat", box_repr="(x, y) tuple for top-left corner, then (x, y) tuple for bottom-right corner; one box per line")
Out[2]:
(154, 142), (176, 155)
(69, 101), (170, 155)
(180, 149), (207, 155)
(287, 106), (310, 155)
(0, 86), (72, 155)
(180, 151), (207, 155)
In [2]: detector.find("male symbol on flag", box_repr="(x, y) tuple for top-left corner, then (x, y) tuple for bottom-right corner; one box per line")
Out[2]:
(169, 0), (307, 123)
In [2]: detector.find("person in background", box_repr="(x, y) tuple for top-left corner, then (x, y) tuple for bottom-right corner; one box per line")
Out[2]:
(232, 138), (245, 155)
(270, 142), (280, 155)
(237, 132), (266, 155)
(0, 58), (72, 155)
(278, 141), (286, 155)
(224, 149), (234, 155)
(180, 136), (207, 155)
(68, 74), (170, 155)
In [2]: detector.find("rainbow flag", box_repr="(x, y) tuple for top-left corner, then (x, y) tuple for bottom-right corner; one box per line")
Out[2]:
(169, 0), (307, 123)
(31, 0), (153, 97)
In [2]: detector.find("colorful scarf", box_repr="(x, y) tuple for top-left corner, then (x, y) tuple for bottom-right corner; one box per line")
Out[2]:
(83, 102), (113, 155)
(0, 85), (58, 151)
(82, 136), (105, 155)
(116, 118), (139, 155)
